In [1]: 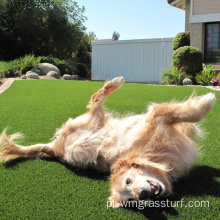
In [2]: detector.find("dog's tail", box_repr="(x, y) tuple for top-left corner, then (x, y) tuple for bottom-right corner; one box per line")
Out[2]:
(0, 129), (54, 163)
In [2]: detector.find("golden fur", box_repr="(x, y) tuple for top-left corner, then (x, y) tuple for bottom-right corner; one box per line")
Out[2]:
(0, 77), (216, 208)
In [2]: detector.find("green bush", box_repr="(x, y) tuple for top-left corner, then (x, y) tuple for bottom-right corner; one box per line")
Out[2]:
(39, 55), (76, 76)
(0, 70), (4, 79)
(216, 55), (220, 63)
(19, 54), (41, 75)
(195, 64), (218, 86)
(172, 46), (203, 78)
(0, 59), (21, 77)
(77, 63), (89, 78)
(172, 32), (190, 51)
(0, 54), (76, 77)
(161, 68), (186, 85)
(0, 61), (8, 78)
(0, 55), (41, 77)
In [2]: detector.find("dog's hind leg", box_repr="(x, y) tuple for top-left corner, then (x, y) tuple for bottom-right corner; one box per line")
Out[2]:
(86, 77), (124, 127)
(149, 93), (216, 124)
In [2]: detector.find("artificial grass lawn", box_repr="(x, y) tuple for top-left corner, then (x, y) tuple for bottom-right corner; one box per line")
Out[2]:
(0, 80), (220, 220)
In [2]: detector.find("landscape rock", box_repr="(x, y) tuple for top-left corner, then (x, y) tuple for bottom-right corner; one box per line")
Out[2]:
(37, 63), (60, 75)
(71, 75), (79, 80)
(26, 71), (39, 79)
(63, 74), (72, 80)
(21, 75), (27, 79)
(183, 78), (193, 85)
(30, 68), (41, 75)
(47, 71), (60, 79)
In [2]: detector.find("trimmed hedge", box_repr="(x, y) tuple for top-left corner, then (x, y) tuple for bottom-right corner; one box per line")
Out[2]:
(172, 32), (190, 51)
(172, 46), (203, 77)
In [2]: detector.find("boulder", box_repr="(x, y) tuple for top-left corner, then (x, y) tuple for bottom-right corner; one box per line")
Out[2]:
(47, 71), (60, 79)
(71, 75), (79, 80)
(37, 63), (60, 75)
(63, 74), (72, 80)
(26, 71), (39, 79)
(183, 78), (193, 85)
(21, 75), (27, 79)
(30, 68), (41, 75)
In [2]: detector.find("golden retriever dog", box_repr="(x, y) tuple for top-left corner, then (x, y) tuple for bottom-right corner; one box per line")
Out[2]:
(0, 77), (216, 208)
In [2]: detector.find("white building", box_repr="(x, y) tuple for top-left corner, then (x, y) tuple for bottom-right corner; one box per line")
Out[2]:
(91, 38), (173, 83)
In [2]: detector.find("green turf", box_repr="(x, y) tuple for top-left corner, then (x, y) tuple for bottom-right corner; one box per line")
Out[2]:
(0, 80), (219, 220)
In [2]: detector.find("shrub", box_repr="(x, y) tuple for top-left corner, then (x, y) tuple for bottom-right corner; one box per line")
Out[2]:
(0, 61), (8, 78)
(195, 64), (218, 86)
(77, 63), (89, 78)
(19, 54), (41, 75)
(161, 67), (186, 85)
(172, 46), (203, 78)
(172, 32), (190, 51)
(0, 55), (41, 77)
(216, 55), (220, 63)
(0, 55), (76, 77)
(39, 55), (75, 76)
(0, 71), (4, 79)
(0, 59), (21, 77)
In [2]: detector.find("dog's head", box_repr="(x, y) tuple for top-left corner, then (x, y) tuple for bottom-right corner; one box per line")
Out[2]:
(109, 156), (172, 208)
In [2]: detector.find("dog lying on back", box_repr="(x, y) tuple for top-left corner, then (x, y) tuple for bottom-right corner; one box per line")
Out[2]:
(0, 77), (216, 208)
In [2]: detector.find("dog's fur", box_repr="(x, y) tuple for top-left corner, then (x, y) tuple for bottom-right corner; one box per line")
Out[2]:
(0, 77), (216, 208)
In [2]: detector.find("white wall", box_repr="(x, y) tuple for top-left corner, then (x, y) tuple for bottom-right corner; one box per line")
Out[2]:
(91, 38), (173, 83)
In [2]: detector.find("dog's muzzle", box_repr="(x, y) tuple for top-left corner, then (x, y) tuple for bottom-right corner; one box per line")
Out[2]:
(138, 188), (150, 200)
(138, 181), (162, 200)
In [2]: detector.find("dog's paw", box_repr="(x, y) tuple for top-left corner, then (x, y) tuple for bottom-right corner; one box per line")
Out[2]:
(110, 77), (124, 86)
(104, 77), (124, 91)
(198, 93), (216, 108)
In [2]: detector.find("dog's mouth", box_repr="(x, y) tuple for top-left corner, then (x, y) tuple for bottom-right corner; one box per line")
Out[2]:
(136, 181), (163, 201)
(148, 181), (162, 198)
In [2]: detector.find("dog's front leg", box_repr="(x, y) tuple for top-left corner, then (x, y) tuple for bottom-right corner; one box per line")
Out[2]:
(86, 77), (124, 128)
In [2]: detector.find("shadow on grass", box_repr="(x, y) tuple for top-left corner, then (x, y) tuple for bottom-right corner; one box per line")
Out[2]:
(5, 157), (109, 181)
(63, 160), (110, 181)
(4, 159), (220, 219)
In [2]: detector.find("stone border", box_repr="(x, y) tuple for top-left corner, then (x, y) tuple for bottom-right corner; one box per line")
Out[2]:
(0, 78), (16, 94)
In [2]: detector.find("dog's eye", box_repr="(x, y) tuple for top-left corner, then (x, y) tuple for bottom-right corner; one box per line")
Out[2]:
(126, 178), (131, 185)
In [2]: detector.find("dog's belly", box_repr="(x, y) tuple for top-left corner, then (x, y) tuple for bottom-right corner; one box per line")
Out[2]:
(59, 114), (146, 169)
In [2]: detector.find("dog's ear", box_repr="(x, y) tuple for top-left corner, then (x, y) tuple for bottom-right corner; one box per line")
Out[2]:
(111, 152), (140, 173)
(111, 159), (127, 174)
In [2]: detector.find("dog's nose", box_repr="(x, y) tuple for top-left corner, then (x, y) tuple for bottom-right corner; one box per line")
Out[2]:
(138, 188), (150, 200)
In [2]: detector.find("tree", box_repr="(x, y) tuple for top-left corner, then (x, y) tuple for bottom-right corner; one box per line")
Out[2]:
(0, 0), (86, 60)
(88, 31), (97, 42)
(112, 31), (120, 40)
(75, 33), (92, 77)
